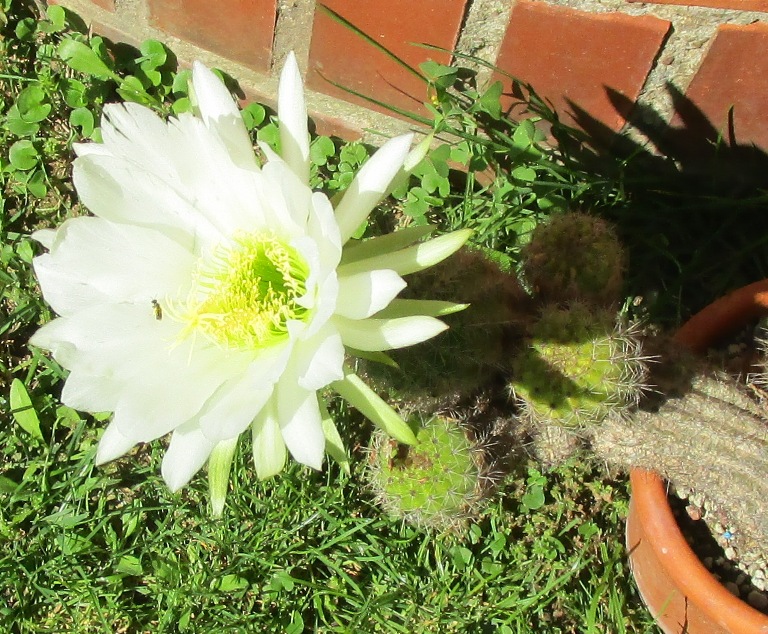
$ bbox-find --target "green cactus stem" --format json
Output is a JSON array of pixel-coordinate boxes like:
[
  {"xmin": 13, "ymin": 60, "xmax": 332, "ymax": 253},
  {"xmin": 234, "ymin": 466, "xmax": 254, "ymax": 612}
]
[
  {"xmin": 510, "ymin": 303, "xmax": 649, "ymax": 429},
  {"xmin": 365, "ymin": 413, "xmax": 489, "ymax": 531},
  {"xmin": 591, "ymin": 372, "xmax": 768, "ymax": 569},
  {"xmin": 522, "ymin": 212, "xmax": 625, "ymax": 307}
]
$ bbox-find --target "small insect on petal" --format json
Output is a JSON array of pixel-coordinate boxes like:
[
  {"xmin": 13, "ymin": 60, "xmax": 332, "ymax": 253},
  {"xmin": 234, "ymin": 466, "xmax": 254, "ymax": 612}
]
[{"xmin": 152, "ymin": 299, "xmax": 163, "ymax": 321}]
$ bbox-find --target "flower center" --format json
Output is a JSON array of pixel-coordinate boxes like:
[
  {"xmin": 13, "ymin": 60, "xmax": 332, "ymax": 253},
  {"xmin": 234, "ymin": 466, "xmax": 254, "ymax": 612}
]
[{"xmin": 177, "ymin": 233, "xmax": 310, "ymax": 350}]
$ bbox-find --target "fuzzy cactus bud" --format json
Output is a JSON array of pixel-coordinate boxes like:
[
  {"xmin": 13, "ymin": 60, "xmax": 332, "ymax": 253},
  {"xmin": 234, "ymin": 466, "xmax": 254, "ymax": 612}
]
[
  {"xmin": 522, "ymin": 212, "xmax": 625, "ymax": 307},
  {"xmin": 361, "ymin": 246, "xmax": 535, "ymax": 412}
]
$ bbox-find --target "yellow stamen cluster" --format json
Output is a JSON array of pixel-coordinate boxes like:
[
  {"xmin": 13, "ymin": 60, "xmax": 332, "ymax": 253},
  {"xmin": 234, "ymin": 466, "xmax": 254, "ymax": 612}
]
[{"xmin": 176, "ymin": 232, "xmax": 310, "ymax": 350}]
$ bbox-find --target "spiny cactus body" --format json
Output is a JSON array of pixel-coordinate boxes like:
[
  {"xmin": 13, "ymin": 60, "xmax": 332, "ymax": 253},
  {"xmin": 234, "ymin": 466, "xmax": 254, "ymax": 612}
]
[
  {"xmin": 592, "ymin": 371, "xmax": 768, "ymax": 570},
  {"xmin": 511, "ymin": 303, "xmax": 648, "ymax": 429},
  {"xmin": 522, "ymin": 212, "xmax": 625, "ymax": 307},
  {"xmin": 366, "ymin": 414, "xmax": 488, "ymax": 531}
]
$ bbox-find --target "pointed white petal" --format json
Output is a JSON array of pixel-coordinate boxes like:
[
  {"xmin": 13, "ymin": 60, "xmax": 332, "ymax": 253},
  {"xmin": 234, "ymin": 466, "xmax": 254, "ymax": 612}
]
[
  {"xmin": 293, "ymin": 322, "xmax": 345, "ymax": 391},
  {"xmin": 334, "ymin": 314, "xmax": 448, "ymax": 351},
  {"xmin": 95, "ymin": 421, "xmax": 137, "ymax": 465},
  {"xmin": 307, "ymin": 192, "xmax": 342, "ymax": 271},
  {"xmin": 330, "ymin": 371, "xmax": 416, "ymax": 444},
  {"xmin": 260, "ymin": 160, "xmax": 311, "ymax": 232},
  {"xmin": 277, "ymin": 380, "xmax": 324, "ymax": 470},
  {"xmin": 386, "ymin": 132, "xmax": 433, "ymax": 197},
  {"xmin": 337, "ymin": 229, "xmax": 472, "ymax": 277},
  {"xmin": 208, "ymin": 436, "xmax": 239, "ymax": 517},
  {"xmin": 198, "ymin": 384, "xmax": 273, "ymax": 442},
  {"xmin": 61, "ymin": 367, "xmax": 121, "ymax": 412},
  {"xmin": 336, "ymin": 269, "xmax": 406, "ymax": 319},
  {"xmin": 340, "ymin": 224, "xmax": 434, "ymax": 265},
  {"xmin": 73, "ymin": 153, "xmax": 218, "ymax": 247},
  {"xmin": 31, "ymin": 228, "xmax": 56, "ymax": 250},
  {"xmin": 251, "ymin": 400, "xmax": 287, "ymax": 479},
  {"xmin": 161, "ymin": 420, "xmax": 215, "ymax": 492},
  {"xmin": 334, "ymin": 134, "xmax": 414, "ymax": 243},
  {"xmin": 278, "ymin": 51, "xmax": 310, "ymax": 185},
  {"xmin": 191, "ymin": 61, "xmax": 257, "ymax": 170}
]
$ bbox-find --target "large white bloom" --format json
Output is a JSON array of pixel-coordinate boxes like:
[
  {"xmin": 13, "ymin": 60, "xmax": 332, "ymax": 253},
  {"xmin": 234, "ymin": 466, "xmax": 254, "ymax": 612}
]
[{"xmin": 30, "ymin": 53, "xmax": 470, "ymax": 499}]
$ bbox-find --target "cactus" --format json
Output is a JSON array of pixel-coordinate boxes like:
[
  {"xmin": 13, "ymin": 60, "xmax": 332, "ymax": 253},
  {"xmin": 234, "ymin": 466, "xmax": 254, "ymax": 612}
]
[
  {"xmin": 365, "ymin": 413, "xmax": 489, "ymax": 531},
  {"xmin": 591, "ymin": 371, "xmax": 768, "ymax": 571},
  {"xmin": 510, "ymin": 302, "xmax": 649, "ymax": 429},
  {"xmin": 521, "ymin": 212, "xmax": 625, "ymax": 307}
]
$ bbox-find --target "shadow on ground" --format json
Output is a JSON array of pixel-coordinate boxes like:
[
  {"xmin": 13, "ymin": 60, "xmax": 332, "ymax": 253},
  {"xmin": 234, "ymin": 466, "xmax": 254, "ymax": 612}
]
[{"xmin": 544, "ymin": 83, "xmax": 768, "ymax": 325}]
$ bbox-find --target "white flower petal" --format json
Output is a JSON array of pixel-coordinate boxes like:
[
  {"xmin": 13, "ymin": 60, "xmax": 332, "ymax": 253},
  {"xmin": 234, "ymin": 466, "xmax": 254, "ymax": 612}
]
[
  {"xmin": 278, "ymin": 51, "xmax": 310, "ymax": 186},
  {"xmin": 191, "ymin": 61, "xmax": 257, "ymax": 171},
  {"xmin": 196, "ymin": 346, "xmax": 292, "ymax": 442},
  {"xmin": 251, "ymin": 400, "xmax": 287, "ymax": 479},
  {"xmin": 260, "ymin": 160, "xmax": 311, "ymax": 232},
  {"xmin": 31, "ymin": 228, "xmax": 56, "ymax": 249},
  {"xmin": 73, "ymin": 153, "xmax": 218, "ymax": 247},
  {"xmin": 61, "ymin": 367, "xmax": 122, "ymax": 412},
  {"xmin": 334, "ymin": 314, "xmax": 448, "ymax": 351},
  {"xmin": 33, "ymin": 217, "xmax": 196, "ymax": 315},
  {"xmin": 293, "ymin": 322, "xmax": 345, "ymax": 391},
  {"xmin": 307, "ymin": 192, "xmax": 342, "ymax": 271},
  {"xmin": 336, "ymin": 269, "xmax": 406, "ymax": 319},
  {"xmin": 334, "ymin": 134, "xmax": 414, "ymax": 243},
  {"xmin": 277, "ymin": 380, "xmax": 325, "ymax": 470},
  {"xmin": 95, "ymin": 421, "xmax": 137, "ymax": 465},
  {"xmin": 161, "ymin": 420, "xmax": 216, "ymax": 492},
  {"xmin": 33, "ymin": 304, "xmax": 251, "ymax": 443}
]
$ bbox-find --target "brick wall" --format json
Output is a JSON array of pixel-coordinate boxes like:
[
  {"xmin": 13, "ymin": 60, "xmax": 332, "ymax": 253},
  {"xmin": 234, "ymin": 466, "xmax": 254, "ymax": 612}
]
[{"xmin": 49, "ymin": 0, "xmax": 768, "ymax": 152}]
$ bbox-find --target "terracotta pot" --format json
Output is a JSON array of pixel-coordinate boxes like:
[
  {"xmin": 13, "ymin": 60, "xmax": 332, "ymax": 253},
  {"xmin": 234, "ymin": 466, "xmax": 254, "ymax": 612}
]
[{"xmin": 626, "ymin": 279, "xmax": 768, "ymax": 634}]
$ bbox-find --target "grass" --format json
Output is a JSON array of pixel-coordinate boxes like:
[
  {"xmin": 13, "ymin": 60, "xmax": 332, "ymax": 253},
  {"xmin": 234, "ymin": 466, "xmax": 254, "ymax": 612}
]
[{"xmin": 4, "ymin": 1, "xmax": 768, "ymax": 632}]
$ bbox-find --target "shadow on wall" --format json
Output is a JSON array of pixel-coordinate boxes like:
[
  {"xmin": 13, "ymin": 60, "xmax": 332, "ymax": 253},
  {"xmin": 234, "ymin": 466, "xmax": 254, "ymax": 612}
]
[{"xmin": 529, "ymin": 83, "xmax": 768, "ymax": 325}]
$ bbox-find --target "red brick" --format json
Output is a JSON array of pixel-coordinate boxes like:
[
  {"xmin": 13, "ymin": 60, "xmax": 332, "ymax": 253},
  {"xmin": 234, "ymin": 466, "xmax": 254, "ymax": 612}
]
[
  {"xmin": 148, "ymin": 0, "xmax": 277, "ymax": 71},
  {"xmin": 307, "ymin": 0, "xmax": 467, "ymax": 119},
  {"xmin": 48, "ymin": 0, "xmax": 116, "ymax": 11},
  {"xmin": 628, "ymin": 0, "xmax": 768, "ymax": 11},
  {"xmin": 90, "ymin": 0, "xmax": 115, "ymax": 11},
  {"xmin": 673, "ymin": 22, "xmax": 768, "ymax": 152},
  {"xmin": 496, "ymin": 1, "xmax": 670, "ymax": 132}
]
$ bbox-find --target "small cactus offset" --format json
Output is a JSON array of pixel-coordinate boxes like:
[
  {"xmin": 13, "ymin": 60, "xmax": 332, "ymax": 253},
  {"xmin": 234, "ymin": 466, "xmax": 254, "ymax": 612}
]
[
  {"xmin": 510, "ymin": 302, "xmax": 649, "ymax": 429},
  {"xmin": 521, "ymin": 212, "xmax": 625, "ymax": 307},
  {"xmin": 365, "ymin": 413, "xmax": 489, "ymax": 531}
]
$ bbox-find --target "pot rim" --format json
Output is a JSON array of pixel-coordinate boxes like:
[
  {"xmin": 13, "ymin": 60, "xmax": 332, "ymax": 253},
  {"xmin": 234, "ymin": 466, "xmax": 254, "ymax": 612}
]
[{"xmin": 630, "ymin": 278, "xmax": 768, "ymax": 631}]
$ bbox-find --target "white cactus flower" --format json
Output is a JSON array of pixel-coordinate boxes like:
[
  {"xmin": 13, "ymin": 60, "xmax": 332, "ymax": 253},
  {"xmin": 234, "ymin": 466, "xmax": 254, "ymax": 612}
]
[{"xmin": 30, "ymin": 53, "xmax": 470, "ymax": 507}]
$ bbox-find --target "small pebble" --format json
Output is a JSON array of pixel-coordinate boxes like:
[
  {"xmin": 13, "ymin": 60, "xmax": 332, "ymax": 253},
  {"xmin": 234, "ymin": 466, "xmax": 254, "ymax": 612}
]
[
  {"xmin": 735, "ymin": 573, "xmax": 747, "ymax": 586},
  {"xmin": 754, "ymin": 578, "xmax": 767, "ymax": 592},
  {"xmin": 702, "ymin": 557, "xmax": 714, "ymax": 570},
  {"xmin": 748, "ymin": 590, "xmax": 768, "ymax": 610},
  {"xmin": 724, "ymin": 581, "xmax": 741, "ymax": 597},
  {"xmin": 754, "ymin": 569, "xmax": 766, "ymax": 581},
  {"xmin": 724, "ymin": 547, "xmax": 737, "ymax": 560},
  {"xmin": 685, "ymin": 505, "xmax": 701, "ymax": 521}
]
